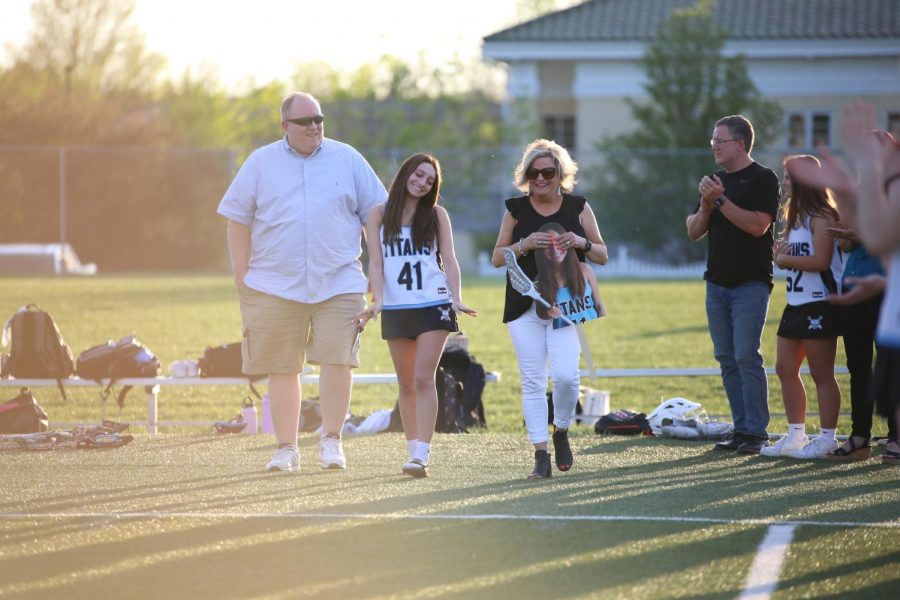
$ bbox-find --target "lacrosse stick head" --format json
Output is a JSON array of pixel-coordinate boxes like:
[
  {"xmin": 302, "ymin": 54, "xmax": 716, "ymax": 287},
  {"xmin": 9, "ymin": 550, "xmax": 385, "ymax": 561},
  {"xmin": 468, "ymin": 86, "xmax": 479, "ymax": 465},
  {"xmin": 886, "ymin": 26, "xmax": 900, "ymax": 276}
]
[{"xmin": 502, "ymin": 248, "xmax": 538, "ymax": 298}]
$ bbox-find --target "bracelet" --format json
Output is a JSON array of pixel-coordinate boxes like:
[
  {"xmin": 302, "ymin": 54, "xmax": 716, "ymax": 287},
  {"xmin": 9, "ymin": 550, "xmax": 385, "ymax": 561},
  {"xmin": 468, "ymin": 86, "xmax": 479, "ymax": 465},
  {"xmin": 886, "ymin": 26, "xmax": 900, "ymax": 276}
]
[
  {"xmin": 713, "ymin": 196, "xmax": 725, "ymax": 209},
  {"xmin": 517, "ymin": 238, "xmax": 527, "ymax": 256},
  {"xmin": 583, "ymin": 239, "xmax": 592, "ymax": 253}
]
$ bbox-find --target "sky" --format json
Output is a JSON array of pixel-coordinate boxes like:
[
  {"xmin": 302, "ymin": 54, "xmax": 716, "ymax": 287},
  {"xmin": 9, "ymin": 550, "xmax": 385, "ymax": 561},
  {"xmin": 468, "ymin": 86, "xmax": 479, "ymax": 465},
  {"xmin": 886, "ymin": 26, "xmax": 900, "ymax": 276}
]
[{"xmin": 0, "ymin": 0, "xmax": 539, "ymax": 90}]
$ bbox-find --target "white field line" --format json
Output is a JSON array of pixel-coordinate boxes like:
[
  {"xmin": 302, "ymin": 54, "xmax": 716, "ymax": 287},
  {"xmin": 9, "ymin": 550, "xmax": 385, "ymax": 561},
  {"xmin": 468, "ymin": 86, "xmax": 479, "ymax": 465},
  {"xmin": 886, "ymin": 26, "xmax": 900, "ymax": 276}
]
[
  {"xmin": 0, "ymin": 511, "xmax": 897, "ymax": 528},
  {"xmin": 739, "ymin": 524, "xmax": 798, "ymax": 600}
]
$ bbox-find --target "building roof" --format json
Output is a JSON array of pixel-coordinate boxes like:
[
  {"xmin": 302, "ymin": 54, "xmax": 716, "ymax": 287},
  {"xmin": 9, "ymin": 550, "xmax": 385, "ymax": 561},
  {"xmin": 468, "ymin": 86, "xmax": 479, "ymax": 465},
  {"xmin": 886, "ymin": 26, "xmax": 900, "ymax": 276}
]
[{"xmin": 484, "ymin": 0, "xmax": 900, "ymax": 43}]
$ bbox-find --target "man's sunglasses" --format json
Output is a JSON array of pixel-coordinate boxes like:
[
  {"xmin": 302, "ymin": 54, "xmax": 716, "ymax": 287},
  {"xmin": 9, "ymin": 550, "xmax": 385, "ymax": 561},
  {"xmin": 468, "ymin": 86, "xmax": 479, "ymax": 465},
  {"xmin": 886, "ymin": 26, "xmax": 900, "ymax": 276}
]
[
  {"xmin": 525, "ymin": 167, "xmax": 558, "ymax": 180},
  {"xmin": 285, "ymin": 115, "xmax": 325, "ymax": 127}
]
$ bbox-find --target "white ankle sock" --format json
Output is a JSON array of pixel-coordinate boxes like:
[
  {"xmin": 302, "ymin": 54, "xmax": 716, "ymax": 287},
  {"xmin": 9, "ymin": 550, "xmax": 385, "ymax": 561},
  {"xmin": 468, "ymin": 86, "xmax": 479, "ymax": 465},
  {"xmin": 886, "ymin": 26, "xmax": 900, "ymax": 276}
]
[
  {"xmin": 407, "ymin": 439, "xmax": 418, "ymax": 460},
  {"xmin": 819, "ymin": 428, "xmax": 836, "ymax": 440},
  {"xmin": 787, "ymin": 423, "xmax": 805, "ymax": 438},
  {"xmin": 414, "ymin": 441, "xmax": 431, "ymax": 464}
]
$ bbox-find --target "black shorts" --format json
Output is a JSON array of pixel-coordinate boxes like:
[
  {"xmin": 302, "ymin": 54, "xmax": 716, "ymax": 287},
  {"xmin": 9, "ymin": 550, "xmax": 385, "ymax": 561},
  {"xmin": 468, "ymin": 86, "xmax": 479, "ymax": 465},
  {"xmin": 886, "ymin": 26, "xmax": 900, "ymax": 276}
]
[
  {"xmin": 777, "ymin": 301, "xmax": 840, "ymax": 339},
  {"xmin": 872, "ymin": 347, "xmax": 900, "ymax": 421},
  {"xmin": 381, "ymin": 304, "xmax": 458, "ymax": 340}
]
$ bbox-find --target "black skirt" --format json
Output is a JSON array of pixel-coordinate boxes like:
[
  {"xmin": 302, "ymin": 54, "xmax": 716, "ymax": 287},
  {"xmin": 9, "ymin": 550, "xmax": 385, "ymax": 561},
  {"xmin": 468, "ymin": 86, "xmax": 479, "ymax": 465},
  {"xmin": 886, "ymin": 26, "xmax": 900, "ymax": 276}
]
[
  {"xmin": 381, "ymin": 304, "xmax": 458, "ymax": 340},
  {"xmin": 777, "ymin": 301, "xmax": 840, "ymax": 339}
]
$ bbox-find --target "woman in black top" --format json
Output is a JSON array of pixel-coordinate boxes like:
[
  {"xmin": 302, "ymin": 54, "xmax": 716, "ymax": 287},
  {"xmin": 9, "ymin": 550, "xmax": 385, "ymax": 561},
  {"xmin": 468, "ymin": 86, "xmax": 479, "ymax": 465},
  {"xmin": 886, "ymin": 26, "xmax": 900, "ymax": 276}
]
[{"xmin": 491, "ymin": 139, "xmax": 608, "ymax": 479}]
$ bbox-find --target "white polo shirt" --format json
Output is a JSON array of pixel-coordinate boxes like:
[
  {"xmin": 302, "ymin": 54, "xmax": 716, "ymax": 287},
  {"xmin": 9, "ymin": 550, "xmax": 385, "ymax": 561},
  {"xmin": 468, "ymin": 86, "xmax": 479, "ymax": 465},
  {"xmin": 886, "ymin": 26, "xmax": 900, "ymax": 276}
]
[{"xmin": 218, "ymin": 137, "xmax": 388, "ymax": 303}]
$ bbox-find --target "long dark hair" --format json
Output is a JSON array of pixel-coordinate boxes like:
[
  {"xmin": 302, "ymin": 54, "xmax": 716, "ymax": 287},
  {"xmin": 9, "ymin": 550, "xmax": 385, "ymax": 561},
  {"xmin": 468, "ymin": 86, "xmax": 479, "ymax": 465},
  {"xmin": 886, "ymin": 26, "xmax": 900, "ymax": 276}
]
[
  {"xmin": 534, "ymin": 222, "xmax": 585, "ymax": 319},
  {"xmin": 781, "ymin": 154, "xmax": 839, "ymax": 234},
  {"xmin": 382, "ymin": 153, "xmax": 441, "ymax": 251}
]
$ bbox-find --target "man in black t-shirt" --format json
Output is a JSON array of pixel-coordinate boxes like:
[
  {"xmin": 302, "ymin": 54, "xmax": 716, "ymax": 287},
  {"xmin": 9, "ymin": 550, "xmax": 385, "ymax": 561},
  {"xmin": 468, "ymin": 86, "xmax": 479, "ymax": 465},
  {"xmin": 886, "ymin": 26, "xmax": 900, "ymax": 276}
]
[{"xmin": 686, "ymin": 114, "xmax": 780, "ymax": 454}]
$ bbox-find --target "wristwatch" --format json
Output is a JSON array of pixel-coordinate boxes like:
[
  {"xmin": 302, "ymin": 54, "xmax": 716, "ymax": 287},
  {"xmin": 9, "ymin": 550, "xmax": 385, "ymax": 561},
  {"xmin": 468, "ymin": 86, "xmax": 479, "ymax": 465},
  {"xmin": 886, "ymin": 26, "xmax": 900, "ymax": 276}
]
[
  {"xmin": 583, "ymin": 239, "xmax": 592, "ymax": 253},
  {"xmin": 713, "ymin": 196, "xmax": 726, "ymax": 209}
]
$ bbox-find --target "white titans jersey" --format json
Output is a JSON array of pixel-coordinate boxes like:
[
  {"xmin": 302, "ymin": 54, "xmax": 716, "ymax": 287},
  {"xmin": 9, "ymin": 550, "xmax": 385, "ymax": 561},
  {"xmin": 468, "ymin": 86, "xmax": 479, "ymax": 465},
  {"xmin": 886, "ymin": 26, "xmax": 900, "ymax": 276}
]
[
  {"xmin": 784, "ymin": 214, "xmax": 844, "ymax": 306},
  {"xmin": 381, "ymin": 226, "xmax": 451, "ymax": 309}
]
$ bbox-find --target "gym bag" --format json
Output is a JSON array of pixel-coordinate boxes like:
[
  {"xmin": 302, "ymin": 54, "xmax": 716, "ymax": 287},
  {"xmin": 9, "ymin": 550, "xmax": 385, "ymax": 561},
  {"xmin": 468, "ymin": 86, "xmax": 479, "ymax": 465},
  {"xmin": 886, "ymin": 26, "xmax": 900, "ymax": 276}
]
[
  {"xmin": 388, "ymin": 366, "xmax": 481, "ymax": 434},
  {"xmin": 0, "ymin": 388, "xmax": 49, "ymax": 434},
  {"xmin": 198, "ymin": 341, "xmax": 264, "ymax": 398},
  {"xmin": 2, "ymin": 305, "xmax": 75, "ymax": 399},
  {"xmin": 76, "ymin": 333, "xmax": 161, "ymax": 408},
  {"xmin": 594, "ymin": 409, "xmax": 652, "ymax": 436},
  {"xmin": 438, "ymin": 346, "xmax": 487, "ymax": 428}
]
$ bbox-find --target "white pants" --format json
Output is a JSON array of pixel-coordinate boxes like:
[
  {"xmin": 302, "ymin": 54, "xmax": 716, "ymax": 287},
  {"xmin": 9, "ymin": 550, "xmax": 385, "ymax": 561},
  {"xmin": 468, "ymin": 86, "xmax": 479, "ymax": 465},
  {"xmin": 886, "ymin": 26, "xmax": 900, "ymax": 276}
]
[{"xmin": 507, "ymin": 304, "xmax": 581, "ymax": 444}]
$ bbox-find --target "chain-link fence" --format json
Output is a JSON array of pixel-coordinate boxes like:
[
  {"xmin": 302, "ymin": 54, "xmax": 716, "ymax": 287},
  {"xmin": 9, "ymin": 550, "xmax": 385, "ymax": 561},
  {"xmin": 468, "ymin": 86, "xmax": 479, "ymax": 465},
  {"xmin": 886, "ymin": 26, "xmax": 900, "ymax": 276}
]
[{"xmin": 0, "ymin": 144, "xmax": 792, "ymax": 271}]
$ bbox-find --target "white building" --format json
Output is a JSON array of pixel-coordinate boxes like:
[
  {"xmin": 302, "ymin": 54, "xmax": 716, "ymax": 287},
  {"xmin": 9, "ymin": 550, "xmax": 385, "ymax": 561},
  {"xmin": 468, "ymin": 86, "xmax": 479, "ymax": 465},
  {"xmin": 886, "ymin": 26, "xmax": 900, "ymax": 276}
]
[{"xmin": 483, "ymin": 0, "xmax": 900, "ymax": 152}]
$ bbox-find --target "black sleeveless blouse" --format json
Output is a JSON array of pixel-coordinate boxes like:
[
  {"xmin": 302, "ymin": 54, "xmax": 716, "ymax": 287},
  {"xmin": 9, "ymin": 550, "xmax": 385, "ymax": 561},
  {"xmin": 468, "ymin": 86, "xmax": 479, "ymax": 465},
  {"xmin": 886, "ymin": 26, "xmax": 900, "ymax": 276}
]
[{"xmin": 502, "ymin": 194, "xmax": 588, "ymax": 323}]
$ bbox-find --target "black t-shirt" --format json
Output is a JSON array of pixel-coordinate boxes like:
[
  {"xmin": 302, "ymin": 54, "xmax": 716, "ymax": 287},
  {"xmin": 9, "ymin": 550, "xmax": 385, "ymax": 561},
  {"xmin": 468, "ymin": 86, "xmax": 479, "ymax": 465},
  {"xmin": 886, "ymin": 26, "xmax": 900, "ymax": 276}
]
[
  {"xmin": 502, "ymin": 194, "xmax": 587, "ymax": 323},
  {"xmin": 696, "ymin": 161, "xmax": 780, "ymax": 289}
]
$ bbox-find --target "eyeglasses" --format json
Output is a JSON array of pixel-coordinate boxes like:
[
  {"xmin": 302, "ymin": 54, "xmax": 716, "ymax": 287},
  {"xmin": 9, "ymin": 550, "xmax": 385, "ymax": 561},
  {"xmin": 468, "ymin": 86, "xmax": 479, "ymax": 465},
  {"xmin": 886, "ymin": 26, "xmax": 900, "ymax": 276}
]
[
  {"xmin": 709, "ymin": 137, "xmax": 740, "ymax": 147},
  {"xmin": 525, "ymin": 167, "xmax": 558, "ymax": 180},
  {"xmin": 286, "ymin": 115, "xmax": 325, "ymax": 127}
]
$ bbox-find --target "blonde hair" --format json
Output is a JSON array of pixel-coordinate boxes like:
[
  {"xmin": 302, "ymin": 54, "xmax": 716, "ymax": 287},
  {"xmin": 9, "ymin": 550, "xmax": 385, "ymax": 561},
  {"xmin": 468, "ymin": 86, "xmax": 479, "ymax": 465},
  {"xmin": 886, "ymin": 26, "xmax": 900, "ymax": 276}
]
[{"xmin": 513, "ymin": 139, "xmax": 578, "ymax": 193}]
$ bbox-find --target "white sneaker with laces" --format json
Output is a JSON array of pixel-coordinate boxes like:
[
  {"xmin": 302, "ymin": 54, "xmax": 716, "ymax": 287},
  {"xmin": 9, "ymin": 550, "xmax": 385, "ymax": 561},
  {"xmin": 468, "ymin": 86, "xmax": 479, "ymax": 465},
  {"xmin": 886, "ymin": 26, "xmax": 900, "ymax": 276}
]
[
  {"xmin": 785, "ymin": 436, "xmax": 839, "ymax": 459},
  {"xmin": 319, "ymin": 435, "xmax": 346, "ymax": 470},
  {"xmin": 760, "ymin": 434, "xmax": 807, "ymax": 457},
  {"xmin": 266, "ymin": 446, "xmax": 300, "ymax": 472}
]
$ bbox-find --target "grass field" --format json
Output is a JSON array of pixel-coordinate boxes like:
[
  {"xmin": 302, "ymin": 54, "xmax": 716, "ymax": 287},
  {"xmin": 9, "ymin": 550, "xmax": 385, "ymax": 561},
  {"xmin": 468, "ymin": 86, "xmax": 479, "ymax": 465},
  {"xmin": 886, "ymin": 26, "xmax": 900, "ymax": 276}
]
[
  {"xmin": 1, "ymin": 275, "xmax": 898, "ymax": 599},
  {"xmin": 0, "ymin": 274, "xmax": 881, "ymax": 437}
]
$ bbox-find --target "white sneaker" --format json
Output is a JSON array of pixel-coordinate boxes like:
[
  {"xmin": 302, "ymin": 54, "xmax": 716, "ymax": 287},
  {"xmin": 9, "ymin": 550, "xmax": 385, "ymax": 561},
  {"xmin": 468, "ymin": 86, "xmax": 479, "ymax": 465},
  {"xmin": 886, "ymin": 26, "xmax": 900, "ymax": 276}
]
[
  {"xmin": 319, "ymin": 436, "xmax": 346, "ymax": 470},
  {"xmin": 785, "ymin": 436, "xmax": 839, "ymax": 459},
  {"xmin": 266, "ymin": 446, "xmax": 299, "ymax": 472},
  {"xmin": 402, "ymin": 458, "xmax": 428, "ymax": 478},
  {"xmin": 760, "ymin": 434, "xmax": 807, "ymax": 457}
]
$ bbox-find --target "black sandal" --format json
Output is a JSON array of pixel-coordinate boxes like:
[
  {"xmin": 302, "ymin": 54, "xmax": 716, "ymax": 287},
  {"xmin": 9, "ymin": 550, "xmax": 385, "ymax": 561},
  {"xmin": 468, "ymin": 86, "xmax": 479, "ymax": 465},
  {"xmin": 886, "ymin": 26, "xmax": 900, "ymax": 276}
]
[
  {"xmin": 882, "ymin": 447, "xmax": 900, "ymax": 464},
  {"xmin": 826, "ymin": 436, "xmax": 871, "ymax": 461},
  {"xmin": 528, "ymin": 449, "xmax": 552, "ymax": 480},
  {"xmin": 552, "ymin": 427, "xmax": 573, "ymax": 471}
]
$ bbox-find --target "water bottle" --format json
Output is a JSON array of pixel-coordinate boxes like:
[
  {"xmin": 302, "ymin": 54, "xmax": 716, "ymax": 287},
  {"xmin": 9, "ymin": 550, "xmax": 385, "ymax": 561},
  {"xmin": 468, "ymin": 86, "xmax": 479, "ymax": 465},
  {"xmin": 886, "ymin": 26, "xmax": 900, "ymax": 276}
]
[
  {"xmin": 260, "ymin": 393, "xmax": 274, "ymax": 434},
  {"xmin": 241, "ymin": 397, "xmax": 258, "ymax": 434}
]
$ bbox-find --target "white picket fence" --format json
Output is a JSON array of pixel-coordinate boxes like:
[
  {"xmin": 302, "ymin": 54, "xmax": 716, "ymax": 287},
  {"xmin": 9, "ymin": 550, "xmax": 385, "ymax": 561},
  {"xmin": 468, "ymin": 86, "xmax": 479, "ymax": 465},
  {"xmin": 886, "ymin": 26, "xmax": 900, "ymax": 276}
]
[
  {"xmin": 478, "ymin": 247, "xmax": 791, "ymax": 280},
  {"xmin": 478, "ymin": 247, "xmax": 705, "ymax": 279}
]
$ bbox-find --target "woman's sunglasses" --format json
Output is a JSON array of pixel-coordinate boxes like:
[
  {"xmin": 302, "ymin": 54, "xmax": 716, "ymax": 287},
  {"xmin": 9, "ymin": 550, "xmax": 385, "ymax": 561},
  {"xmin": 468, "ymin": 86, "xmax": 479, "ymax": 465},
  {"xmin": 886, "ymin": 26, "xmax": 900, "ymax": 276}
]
[{"xmin": 525, "ymin": 167, "xmax": 558, "ymax": 181}]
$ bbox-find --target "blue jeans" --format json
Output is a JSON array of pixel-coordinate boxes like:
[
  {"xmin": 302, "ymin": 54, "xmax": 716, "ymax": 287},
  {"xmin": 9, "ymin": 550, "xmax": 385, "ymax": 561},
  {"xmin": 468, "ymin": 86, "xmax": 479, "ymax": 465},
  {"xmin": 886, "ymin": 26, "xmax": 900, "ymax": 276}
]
[{"xmin": 706, "ymin": 281, "xmax": 771, "ymax": 439}]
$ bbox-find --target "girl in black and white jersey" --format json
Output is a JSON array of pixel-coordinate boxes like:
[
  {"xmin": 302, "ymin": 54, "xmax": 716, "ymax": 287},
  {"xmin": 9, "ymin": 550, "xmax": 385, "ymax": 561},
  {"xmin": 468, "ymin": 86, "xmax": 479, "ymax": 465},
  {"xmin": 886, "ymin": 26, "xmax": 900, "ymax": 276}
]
[
  {"xmin": 354, "ymin": 154, "xmax": 477, "ymax": 478},
  {"xmin": 764, "ymin": 154, "xmax": 844, "ymax": 460}
]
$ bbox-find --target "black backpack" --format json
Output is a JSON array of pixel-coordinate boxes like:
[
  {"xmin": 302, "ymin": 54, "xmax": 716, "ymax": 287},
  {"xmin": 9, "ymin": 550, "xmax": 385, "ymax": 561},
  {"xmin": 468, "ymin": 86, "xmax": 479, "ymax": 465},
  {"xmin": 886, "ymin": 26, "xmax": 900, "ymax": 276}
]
[
  {"xmin": 3, "ymin": 305, "xmax": 75, "ymax": 399},
  {"xmin": 388, "ymin": 366, "xmax": 484, "ymax": 434},
  {"xmin": 198, "ymin": 341, "xmax": 264, "ymax": 398},
  {"xmin": 0, "ymin": 387, "xmax": 49, "ymax": 434},
  {"xmin": 75, "ymin": 333, "xmax": 161, "ymax": 408},
  {"xmin": 438, "ymin": 346, "xmax": 487, "ymax": 428}
]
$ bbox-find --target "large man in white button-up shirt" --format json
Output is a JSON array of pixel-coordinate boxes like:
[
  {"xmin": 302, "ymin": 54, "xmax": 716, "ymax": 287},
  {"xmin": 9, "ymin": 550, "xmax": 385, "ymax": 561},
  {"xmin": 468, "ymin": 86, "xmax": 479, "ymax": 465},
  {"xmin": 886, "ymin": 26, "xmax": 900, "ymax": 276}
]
[{"xmin": 218, "ymin": 92, "xmax": 388, "ymax": 472}]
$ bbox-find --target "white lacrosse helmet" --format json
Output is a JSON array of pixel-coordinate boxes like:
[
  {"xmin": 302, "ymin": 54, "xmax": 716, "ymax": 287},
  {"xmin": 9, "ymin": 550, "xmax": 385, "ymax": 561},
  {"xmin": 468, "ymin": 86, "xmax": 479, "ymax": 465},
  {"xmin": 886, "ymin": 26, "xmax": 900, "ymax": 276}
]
[{"xmin": 647, "ymin": 398, "xmax": 707, "ymax": 436}]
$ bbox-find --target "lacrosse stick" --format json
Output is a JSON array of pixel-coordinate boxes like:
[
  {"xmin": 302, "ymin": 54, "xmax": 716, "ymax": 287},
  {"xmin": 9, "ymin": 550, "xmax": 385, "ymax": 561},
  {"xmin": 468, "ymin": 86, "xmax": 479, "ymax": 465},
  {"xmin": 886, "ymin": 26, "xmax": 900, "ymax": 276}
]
[{"xmin": 503, "ymin": 248, "xmax": 597, "ymax": 382}]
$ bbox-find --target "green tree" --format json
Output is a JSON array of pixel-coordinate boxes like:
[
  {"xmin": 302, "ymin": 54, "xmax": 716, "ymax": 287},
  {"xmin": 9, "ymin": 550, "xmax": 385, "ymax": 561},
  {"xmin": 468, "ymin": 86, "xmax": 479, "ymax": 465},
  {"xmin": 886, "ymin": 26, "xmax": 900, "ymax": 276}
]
[
  {"xmin": 589, "ymin": 0, "xmax": 781, "ymax": 262},
  {"xmin": 14, "ymin": 0, "xmax": 165, "ymax": 95}
]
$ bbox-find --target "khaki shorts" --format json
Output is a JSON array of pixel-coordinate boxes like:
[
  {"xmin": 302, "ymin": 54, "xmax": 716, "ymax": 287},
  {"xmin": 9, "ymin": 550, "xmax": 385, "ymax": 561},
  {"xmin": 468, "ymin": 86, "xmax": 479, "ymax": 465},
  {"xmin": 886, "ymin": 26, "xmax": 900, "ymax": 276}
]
[{"xmin": 238, "ymin": 284, "xmax": 364, "ymax": 375}]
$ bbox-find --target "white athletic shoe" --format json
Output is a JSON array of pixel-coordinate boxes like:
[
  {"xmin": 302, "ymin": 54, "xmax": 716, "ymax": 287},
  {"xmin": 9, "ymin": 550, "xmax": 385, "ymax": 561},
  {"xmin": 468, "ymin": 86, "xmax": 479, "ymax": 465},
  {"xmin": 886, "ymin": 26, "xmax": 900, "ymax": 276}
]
[
  {"xmin": 319, "ymin": 436, "xmax": 346, "ymax": 470},
  {"xmin": 402, "ymin": 458, "xmax": 428, "ymax": 478},
  {"xmin": 760, "ymin": 434, "xmax": 807, "ymax": 457},
  {"xmin": 785, "ymin": 436, "xmax": 839, "ymax": 459},
  {"xmin": 266, "ymin": 446, "xmax": 300, "ymax": 472}
]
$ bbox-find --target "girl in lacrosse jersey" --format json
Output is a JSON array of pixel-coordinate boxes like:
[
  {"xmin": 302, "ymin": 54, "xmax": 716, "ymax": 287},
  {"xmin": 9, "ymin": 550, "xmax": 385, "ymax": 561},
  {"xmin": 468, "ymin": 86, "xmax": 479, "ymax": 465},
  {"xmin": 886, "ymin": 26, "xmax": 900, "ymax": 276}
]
[
  {"xmin": 535, "ymin": 221, "xmax": 606, "ymax": 330},
  {"xmin": 490, "ymin": 139, "xmax": 608, "ymax": 480},
  {"xmin": 355, "ymin": 153, "xmax": 476, "ymax": 478},
  {"xmin": 764, "ymin": 154, "xmax": 844, "ymax": 460}
]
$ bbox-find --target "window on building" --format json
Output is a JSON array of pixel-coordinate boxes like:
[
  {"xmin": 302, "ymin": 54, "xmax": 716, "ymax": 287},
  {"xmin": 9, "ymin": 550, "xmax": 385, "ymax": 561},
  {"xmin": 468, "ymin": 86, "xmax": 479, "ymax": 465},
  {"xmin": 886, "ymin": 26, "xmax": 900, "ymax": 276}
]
[
  {"xmin": 812, "ymin": 114, "xmax": 830, "ymax": 146},
  {"xmin": 542, "ymin": 115, "xmax": 576, "ymax": 151},
  {"xmin": 887, "ymin": 112, "xmax": 900, "ymax": 140},
  {"xmin": 786, "ymin": 111, "xmax": 831, "ymax": 149},
  {"xmin": 787, "ymin": 114, "xmax": 806, "ymax": 148}
]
